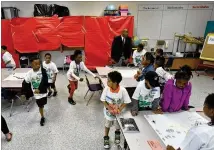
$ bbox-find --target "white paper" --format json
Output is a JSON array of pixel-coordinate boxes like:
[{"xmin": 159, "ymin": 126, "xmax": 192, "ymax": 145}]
[
  {"xmin": 144, "ymin": 112, "xmax": 208, "ymax": 149},
  {"xmin": 117, "ymin": 69, "xmax": 138, "ymax": 78},
  {"xmin": 4, "ymin": 73, "xmax": 26, "ymax": 81},
  {"xmin": 207, "ymin": 36, "xmax": 214, "ymax": 44}
]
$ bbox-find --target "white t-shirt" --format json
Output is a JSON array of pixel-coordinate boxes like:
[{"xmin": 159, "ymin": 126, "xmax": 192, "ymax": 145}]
[
  {"xmin": 24, "ymin": 68, "xmax": 47, "ymax": 99},
  {"xmin": 67, "ymin": 61, "xmax": 96, "ymax": 81},
  {"xmin": 132, "ymin": 49, "xmax": 147, "ymax": 66},
  {"xmin": 43, "ymin": 61, "xmax": 59, "ymax": 83},
  {"xmin": 180, "ymin": 124, "xmax": 214, "ymax": 150},
  {"xmin": 132, "ymin": 80, "xmax": 160, "ymax": 108},
  {"xmin": 100, "ymin": 86, "xmax": 131, "ymax": 121},
  {"xmin": 155, "ymin": 67, "xmax": 173, "ymax": 84},
  {"xmin": 2, "ymin": 51, "xmax": 16, "ymax": 68}
]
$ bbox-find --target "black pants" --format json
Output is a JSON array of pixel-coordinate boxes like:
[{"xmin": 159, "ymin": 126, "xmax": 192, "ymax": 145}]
[{"xmin": 1, "ymin": 116, "xmax": 9, "ymax": 134}]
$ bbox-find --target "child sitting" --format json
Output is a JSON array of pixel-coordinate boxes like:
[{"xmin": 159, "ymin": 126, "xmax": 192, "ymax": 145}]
[
  {"xmin": 22, "ymin": 57, "xmax": 49, "ymax": 126},
  {"xmin": 131, "ymin": 71, "xmax": 161, "ymax": 116},
  {"xmin": 101, "ymin": 71, "xmax": 131, "ymax": 149},
  {"xmin": 154, "ymin": 56, "xmax": 173, "ymax": 86},
  {"xmin": 132, "ymin": 43, "xmax": 147, "ymax": 67},
  {"xmin": 167, "ymin": 93, "xmax": 214, "ymax": 150},
  {"xmin": 160, "ymin": 65, "xmax": 192, "ymax": 112},
  {"xmin": 155, "ymin": 48, "xmax": 164, "ymax": 57},
  {"xmin": 67, "ymin": 50, "xmax": 98, "ymax": 105},
  {"xmin": 134, "ymin": 52, "xmax": 155, "ymax": 81},
  {"xmin": 43, "ymin": 53, "xmax": 59, "ymax": 97},
  {"xmin": 1, "ymin": 45, "xmax": 16, "ymax": 69}
]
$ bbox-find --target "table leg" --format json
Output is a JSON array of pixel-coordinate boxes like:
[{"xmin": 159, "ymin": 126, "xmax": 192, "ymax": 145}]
[{"xmin": 10, "ymin": 99, "xmax": 14, "ymax": 117}]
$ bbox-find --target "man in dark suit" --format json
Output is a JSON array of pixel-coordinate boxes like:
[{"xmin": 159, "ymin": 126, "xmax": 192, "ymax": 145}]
[{"xmin": 111, "ymin": 29, "xmax": 132, "ymax": 66}]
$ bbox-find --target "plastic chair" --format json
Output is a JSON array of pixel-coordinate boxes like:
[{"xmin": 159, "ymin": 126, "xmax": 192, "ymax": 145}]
[
  {"xmin": 165, "ymin": 57, "xmax": 174, "ymax": 72},
  {"xmin": 84, "ymin": 75, "xmax": 103, "ymax": 106}
]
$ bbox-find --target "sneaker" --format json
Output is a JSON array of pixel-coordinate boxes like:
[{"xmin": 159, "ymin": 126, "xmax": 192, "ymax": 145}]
[
  {"xmin": 68, "ymin": 97, "xmax": 76, "ymax": 105},
  {"xmin": 104, "ymin": 136, "xmax": 110, "ymax": 149},
  {"xmin": 48, "ymin": 91, "xmax": 52, "ymax": 97},
  {"xmin": 53, "ymin": 91, "xmax": 57, "ymax": 97},
  {"xmin": 40, "ymin": 117, "xmax": 45, "ymax": 126},
  {"xmin": 115, "ymin": 131, "xmax": 121, "ymax": 144}
]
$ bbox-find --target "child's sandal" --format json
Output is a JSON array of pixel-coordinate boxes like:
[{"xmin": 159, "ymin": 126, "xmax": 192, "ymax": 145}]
[{"xmin": 6, "ymin": 132, "xmax": 12, "ymax": 142}]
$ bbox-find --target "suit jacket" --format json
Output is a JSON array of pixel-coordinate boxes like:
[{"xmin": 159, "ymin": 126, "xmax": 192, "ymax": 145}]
[{"xmin": 111, "ymin": 35, "xmax": 132, "ymax": 62}]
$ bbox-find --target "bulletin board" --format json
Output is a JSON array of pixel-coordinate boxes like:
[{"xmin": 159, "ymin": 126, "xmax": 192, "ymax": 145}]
[{"xmin": 200, "ymin": 33, "xmax": 214, "ymax": 61}]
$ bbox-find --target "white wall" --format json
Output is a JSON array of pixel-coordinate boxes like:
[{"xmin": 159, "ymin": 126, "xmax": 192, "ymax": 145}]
[{"xmin": 2, "ymin": 1, "xmax": 214, "ymax": 66}]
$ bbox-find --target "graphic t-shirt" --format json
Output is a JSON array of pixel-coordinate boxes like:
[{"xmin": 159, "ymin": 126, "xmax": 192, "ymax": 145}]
[
  {"xmin": 132, "ymin": 80, "xmax": 160, "ymax": 108},
  {"xmin": 100, "ymin": 86, "xmax": 131, "ymax": 121},
  {"xmin": 67, "ymin": 61, "xmax": 96, "ymax": 81},
  {"xmin": 24, "ymin": 68, "xmax": 47, "ymax": 99},
  {"xmin": 2, "ymin": 51, "xmax": 16, "ymax": 68},
  {"xmin": 155, "ymin": 67, "xmax": 173, "ymax": 84},
  {"xmin": 132, "ymin": 49, "xmax": 147, "ymax": 66},
  {"xmin": 43, "ymin": 61, "xmax": 59, "ymax": 83}
]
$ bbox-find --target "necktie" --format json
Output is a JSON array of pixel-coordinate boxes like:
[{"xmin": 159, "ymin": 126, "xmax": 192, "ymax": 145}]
[{"xmin": 122, "ymin": 38, "xmax": 125, "ymax": 46}]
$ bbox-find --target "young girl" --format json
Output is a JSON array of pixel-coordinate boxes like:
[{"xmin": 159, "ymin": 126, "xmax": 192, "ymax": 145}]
[
  {"xmin": 160, "ymin": 65, "xmax": 192, "ymax": 112},
  {"xmin": 43, "ymin": 53, "xmax": 59, "ymax": 97},
  {"xmin": 155, "ymin": 48, "xmax": 163, "ymax": 57},
  {"xmin": 22, "ymin": 57, "xmax": 49, "ymax": 126},
  {"xmin": 154, "ymin": 56, "xmax": 173, "ymax": 86},
  {"xmin": 67, "ymin": 50, "xmax": 98, "ymax": 105},
  {"xmin": 167, "ymin": 93, "xmax": 214, "ymax": 150}
]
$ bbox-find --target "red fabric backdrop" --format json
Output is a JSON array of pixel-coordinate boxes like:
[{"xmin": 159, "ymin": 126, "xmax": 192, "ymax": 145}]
[
  {"xmin": 1, "ymin": 20, "xmax": 19, "ymax": 67},
  {"xmin": 1, "ymin": 16, "xmax": 134, "ymax": 68}
]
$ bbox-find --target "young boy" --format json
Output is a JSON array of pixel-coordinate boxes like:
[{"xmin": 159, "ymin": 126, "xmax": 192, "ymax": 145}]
[
  {"xmin": 1, "ymin": 45, "xmax": 16, "ymax": 69},
  {"xmin": 132, "ymin": 43, "xmax": 147, "ymax": 67},
  {"xmin": 43, "ymin": 53, "xmax": 59, "ymax": 97},
  {"xmin": 67, "ymin": 50, "xmax": 98, "ymax": 105},
  {"xmin": 101, "ymin": 71, "xmax": 131, "ymax": 149},
  {"xmin": 22, "ymin": 57, "xmax": 49, "ymax": 126},
  {"xmin": 131, "ymin": 71, "xmax": 161, "ymax": 116},
  {"xmin": 155, "ymin": 48, "xmax": 164, "ymax": 57},
  {"xmin": 134, "ymin": 52, "xmax": 155, "ymax": 81}
]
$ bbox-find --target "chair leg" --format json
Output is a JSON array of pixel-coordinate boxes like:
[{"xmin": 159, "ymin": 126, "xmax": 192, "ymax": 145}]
[
  {"xmin": 84, "ymin": 89, "xmax": 90, "ymax": 99},
  {"xmin": 10, "ymin": 99, "xmax": 14, "ymax": 117},
  {"xmin": 86, "ymin": 92, "xmax": 95, "ymax": 106}
]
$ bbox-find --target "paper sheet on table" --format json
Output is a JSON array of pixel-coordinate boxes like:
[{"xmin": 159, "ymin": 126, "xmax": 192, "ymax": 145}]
[
  {"xmin": 144, "ymin": 111, "xmax": 208, "ymax": 149},
  {"xmin": 148, "ymin": 140, "xmax": 163, "ymax": 150},
  {"xmin": 117, "ymin": 69, "xmax": 138, "ymax": 78},
  {"xmin": 4, "ymin": 73, "xmax": 26, "ymax": 81}
]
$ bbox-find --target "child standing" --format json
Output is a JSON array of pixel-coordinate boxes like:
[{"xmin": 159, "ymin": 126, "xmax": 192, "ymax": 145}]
[
  {"xmin": 22, "ymin": 57, "xmax": 49, "ymax": 126},
  {"xmin": 101, "ymin": 71, "xmax": 131, "ymax": 149},
  {"xmin": 67, "ymin": 50, "xmax": 97, "ymax": 105},
  {"xmin": 1, "ymin": 45, "xmax": 16, "ymax": 69},
  {"xmin": 131, "ymin": 71, "xmax": 161, "ymax": 116},
  {"xmin": 43, "ymin": 53, "xmax": 59, "ymax": 97},
  {"xmin": 167, "ymin": 93, "xmax": 214, "ymax": 150},
  {"xmin": 132, "ymin": 43, "xmax": 147, "ymax": 67},
  {"xmin": 134, "ymin": 52, "xmax": 155, "ymax": 81},
  {"xmin": 160, "ymin": 65, "xmax": 192, "ymax": 112}
]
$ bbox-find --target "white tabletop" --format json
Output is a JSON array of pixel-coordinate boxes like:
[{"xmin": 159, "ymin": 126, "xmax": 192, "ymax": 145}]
[
  {"xmin": 117, "ymin": 111, "xmax": 165, "ymax": 150},
  {"xmin": 1, "ymin": 68, "xmax": 31, "ymax": 88},
  {"xmin": 96, "ymin": 67, "xmax": 139, "ymax": 88}
]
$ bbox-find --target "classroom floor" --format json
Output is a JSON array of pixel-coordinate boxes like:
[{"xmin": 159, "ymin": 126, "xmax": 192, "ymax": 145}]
[{"xmin": 1, "ymin": 71, "xmax": 214, "ymax": 150}]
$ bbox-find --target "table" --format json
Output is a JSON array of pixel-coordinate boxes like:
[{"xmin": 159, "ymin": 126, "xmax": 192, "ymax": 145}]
[
  {"xmin": 1, "ymin": 68, "xmax": 31, "ymax": 116},
  {"xmin": 96, "ymin": 67, "xmax": 139, "ymax": 88},
  {"xmin": 117, "ymin": 110, "xmax": 205, "ymax": 150},
  {"xmin": 117, "ymin": 111, "xmax": 165, "ymax": 150}
]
